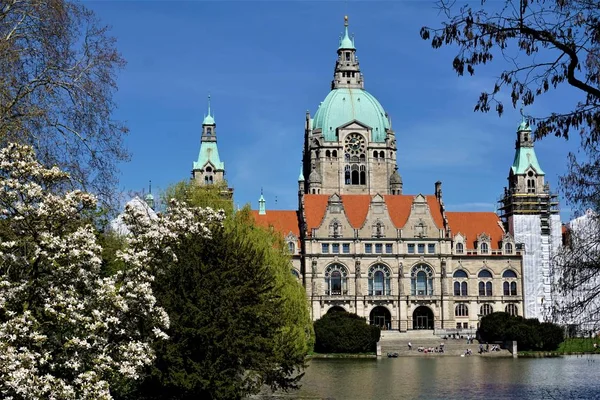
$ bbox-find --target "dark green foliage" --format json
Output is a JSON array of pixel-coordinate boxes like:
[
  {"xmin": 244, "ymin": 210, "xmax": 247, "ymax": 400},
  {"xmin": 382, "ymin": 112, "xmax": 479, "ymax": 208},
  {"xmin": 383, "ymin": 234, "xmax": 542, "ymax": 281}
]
[
  {"xmin": 131, "ymin": 207, "xmax": 311, "ymax": 400},
  {"xmin": 314, "ymin": 311, "xmax": 381, "ymax": 353},
  {"xmin": 478, "ymin": 312, "xmax": 564, "ymax": 351}
]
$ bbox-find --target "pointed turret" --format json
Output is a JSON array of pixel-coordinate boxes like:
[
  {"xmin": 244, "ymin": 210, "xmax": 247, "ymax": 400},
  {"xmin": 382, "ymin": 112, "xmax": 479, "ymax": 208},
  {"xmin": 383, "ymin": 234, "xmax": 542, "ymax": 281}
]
[
  {"xmin": 258, "ymin": 189, "xmax": 266, "ymax": 215},
  {"xmin": 144, "ymin": 180, "xmax": 155, "ymax": 210},
  {"xmin": 193, "ymin": 95, "xmax": 225, "ymax": 186},
  {"xmin": 331, "ymin": 16, "xmax": 363, "ymax": 90}
]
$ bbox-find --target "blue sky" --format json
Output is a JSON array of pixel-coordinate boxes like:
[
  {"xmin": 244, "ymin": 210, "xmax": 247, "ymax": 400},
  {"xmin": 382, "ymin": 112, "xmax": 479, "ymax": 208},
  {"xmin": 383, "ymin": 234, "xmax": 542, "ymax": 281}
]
[{"xmin": 88, "ymin": 1, "xmax": 582, "ymax": 221}]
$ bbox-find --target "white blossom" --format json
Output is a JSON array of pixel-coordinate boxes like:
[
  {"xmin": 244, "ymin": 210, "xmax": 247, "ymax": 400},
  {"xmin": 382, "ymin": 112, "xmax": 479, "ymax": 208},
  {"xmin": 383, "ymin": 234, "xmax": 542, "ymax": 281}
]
[{"xmin": 0, "ymin": 144, "xmax": 222, "ymax": 399}]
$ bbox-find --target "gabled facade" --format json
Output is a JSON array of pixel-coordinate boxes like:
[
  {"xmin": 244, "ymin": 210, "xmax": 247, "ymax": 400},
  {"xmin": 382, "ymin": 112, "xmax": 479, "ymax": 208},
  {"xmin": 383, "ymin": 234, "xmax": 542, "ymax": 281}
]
[{"xmin": 241, "ymin": 16, "xmax": 569, "ymax": 333}]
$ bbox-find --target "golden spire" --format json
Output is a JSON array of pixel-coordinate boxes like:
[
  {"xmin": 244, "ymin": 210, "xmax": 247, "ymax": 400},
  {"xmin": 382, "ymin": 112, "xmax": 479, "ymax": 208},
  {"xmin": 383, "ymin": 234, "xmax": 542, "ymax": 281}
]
[{"xmin": 344, "ymin": 15, "xmax": 349, "ymax": 27}]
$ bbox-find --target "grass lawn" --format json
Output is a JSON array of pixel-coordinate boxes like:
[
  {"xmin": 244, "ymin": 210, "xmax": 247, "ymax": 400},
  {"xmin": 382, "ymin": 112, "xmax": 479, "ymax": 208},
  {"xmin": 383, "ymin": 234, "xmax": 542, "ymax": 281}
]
[{"xmin": 557, "ymin": 338, "xmax": 599, "ymax": 353}]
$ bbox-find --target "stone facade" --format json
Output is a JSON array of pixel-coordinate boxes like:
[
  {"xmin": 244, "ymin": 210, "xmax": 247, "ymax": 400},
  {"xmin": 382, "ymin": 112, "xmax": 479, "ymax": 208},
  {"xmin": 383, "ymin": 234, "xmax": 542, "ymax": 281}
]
[{"xmin": 247, "ymin": 17, "xmax": 563, "ymax": 332}]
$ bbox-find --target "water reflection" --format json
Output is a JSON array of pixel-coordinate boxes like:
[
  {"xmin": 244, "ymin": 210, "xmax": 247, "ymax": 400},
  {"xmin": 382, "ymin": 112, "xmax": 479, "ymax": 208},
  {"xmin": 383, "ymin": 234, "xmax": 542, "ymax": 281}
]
[{"xmin": 279, "ymin": 356, "xmax": 600, "ymax": 400}]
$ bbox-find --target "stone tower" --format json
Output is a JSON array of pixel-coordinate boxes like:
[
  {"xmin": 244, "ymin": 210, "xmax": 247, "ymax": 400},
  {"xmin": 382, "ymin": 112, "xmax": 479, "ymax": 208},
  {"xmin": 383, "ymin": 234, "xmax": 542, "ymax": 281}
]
[
  {"xmin": 498, "ymin": 116, "xmax": 561, "ymax": 321},
  {"xmin": 302, "ymin": 16, "xmax": 400, "ymax": 196},
  {"xmin": 192, "ymin": 95, "xmax": 225, "ymax": 185}
]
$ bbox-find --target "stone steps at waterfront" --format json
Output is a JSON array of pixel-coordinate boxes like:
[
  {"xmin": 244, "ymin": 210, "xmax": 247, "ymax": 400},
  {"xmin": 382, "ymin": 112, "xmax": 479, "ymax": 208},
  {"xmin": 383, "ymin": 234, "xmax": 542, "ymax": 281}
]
[{"xmin": 379, "ymin": 336, "xmax": 511, "ymax": 357}]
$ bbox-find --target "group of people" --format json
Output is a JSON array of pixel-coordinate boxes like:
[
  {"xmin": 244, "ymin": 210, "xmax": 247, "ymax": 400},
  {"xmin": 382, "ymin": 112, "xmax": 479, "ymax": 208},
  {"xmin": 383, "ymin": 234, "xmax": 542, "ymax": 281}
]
[
  {"xmin": 478, "ymin": 343, "xmax": 501, "ymax": 353},
  {"xmin": 408, "ymin": 342, "xmax": 445, "ymax": 354}
]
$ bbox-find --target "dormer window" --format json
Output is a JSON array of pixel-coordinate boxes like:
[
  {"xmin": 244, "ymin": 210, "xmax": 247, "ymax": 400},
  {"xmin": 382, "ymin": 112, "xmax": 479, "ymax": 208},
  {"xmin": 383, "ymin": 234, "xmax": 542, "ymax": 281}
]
[
  {"xmin": 455, "ymin": 242, "xmax": 464, "ymax": 254},
  {"xmin": 480, "ymin": 242, "xmax": 489, "ymax": 254},
  {"xmin": 504, "ymin": 242, "xmax": 513, "ymax": 254}
]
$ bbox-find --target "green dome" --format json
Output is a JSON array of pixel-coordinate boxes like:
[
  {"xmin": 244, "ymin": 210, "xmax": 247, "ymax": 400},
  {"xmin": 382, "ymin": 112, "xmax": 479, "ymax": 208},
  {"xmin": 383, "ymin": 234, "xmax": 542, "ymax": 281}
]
[{"xmin": 313, "ymin": 88, "xmax": 391, "ymax": 142}]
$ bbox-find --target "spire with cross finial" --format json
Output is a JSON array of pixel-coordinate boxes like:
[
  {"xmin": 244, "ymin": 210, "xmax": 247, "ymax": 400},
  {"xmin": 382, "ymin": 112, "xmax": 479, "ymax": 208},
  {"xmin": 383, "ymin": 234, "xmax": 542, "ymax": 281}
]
[
  {"xmin": 259, "ymin": 188, "xmax": 266, "ymax": 215},
  {"xmin": 332, "ymin": 15, "xmax": 363, "ymax": 90}
]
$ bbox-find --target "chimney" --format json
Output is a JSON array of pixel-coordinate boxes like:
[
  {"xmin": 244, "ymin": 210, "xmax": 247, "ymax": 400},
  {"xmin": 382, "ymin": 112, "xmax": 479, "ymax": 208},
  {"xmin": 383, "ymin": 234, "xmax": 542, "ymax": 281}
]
[{"xmin": 435, "ymin": 181, "xmax": 442, "ymax": 201}]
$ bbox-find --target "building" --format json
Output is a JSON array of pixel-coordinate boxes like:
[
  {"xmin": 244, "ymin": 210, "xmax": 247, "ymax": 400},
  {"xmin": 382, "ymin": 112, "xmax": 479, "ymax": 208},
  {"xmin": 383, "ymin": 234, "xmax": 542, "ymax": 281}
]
[{"xmin": 195, "ymin": 17, "xmax": 561, "ymax": 332}]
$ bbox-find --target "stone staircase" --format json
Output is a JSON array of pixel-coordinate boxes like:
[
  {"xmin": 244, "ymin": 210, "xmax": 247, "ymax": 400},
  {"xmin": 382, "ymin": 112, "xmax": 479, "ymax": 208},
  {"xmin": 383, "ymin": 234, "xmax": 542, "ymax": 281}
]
[{"xmin": 379, "ymin": 331, "xmax": 511, "ymax": 357}]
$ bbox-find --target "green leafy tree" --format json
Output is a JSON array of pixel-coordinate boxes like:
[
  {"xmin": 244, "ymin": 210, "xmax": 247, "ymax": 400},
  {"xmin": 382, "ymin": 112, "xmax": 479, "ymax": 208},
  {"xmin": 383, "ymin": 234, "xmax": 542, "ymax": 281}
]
[
  {"xmin": 313, "ymin": 311, "xmax": 381, "ymax": 354},
  {"xmin": 162, "ymin": 180, "xmax": 234, "ymax": 216},
  {"xmin": 132, "ymin": 206, "xmax": 312, "ymax": 400},
  {"xmin": 479, "ymin": 312, "xmax": 563, "ymax": 351}
]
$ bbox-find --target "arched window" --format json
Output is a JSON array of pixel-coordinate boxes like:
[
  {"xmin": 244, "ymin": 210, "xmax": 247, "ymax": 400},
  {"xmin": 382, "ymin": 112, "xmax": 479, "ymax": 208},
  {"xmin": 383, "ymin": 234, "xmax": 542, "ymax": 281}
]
[
  {"xmin": 288, "ymin": 241, "xmax": 295, "ymax": 254},
  {"xmin": 373, "ymin": 150, "xmax": 378, "ymax": 158},
  {"xmin": 345, "ymin": 165, "xmax": 351, "ymax": 184},
  {"xmin": 453, "ymin": 270, "xmax": 468, "ymax": 278},
  {"xmin": 502, "ymin": 270, "xmax": 517, "ymax": 278},
  {"xmin": 527, "ymin": 178, "xmax": 536, "ymax": 193},
  {"xmin": 325, "ymin": 150, "xmax": 331, "ymax": 158},
  {"xmin": 360, "ymin": 165, "xmax": 366, "ymax": 185},
  {"xmin": 503, "ymin": 270, "xmax": 518, "ymax": 296},
  {"xmin": 207, "ymin": 127, "xmax": 212, "ymax": 135},
  {"xmin": 505, "ymin": 304, "xmax": 518, "ymax": 316},
  {"xmin": 455, "ymin": 242, "xmax": 464, "ymax": 254},
  {"xmin": 478, "ymin": 269, "xmax": 493, "ymax": 296},
  {"xmin": 291, "ymin": 269, "xmax": 300, "ymax": 279},
  {"xmin": 455, "ymin": 303, "xmax": 468, "ymax": 317},
  {"xmin": 480, "ymin": 304, "xmax": 493, "ymax": 316},
  {"xmin": 504, "ymin": 242, "xmax": 513, "ymax": 254},
  {"xmin": 480, "ymin": 242, "xmax": 489, "ymax": 254},
  {"xmin": 453, "ymin": 270, "xmax": 468, "ymax": 296},
  {"xmin": 332, "ymin": 150, "xmax": 337, "ymax": 158},
  {"xmin": 379, "ymin": 151, "xmax": 384, "ymax": 159},
  {"xmin": 204, "ymin": 176, "xmax": 209, "ymax": 184},
  {"xmin": 325, "ymin": 264, "xmax": 348, "ymax": 296},
  {"xmin": 368, "ymin": 264, "xmax": 391, "ymax": 296},
  {"xmin": 411, "ymin": 264, "xmax": 434, "ymax": 296}
]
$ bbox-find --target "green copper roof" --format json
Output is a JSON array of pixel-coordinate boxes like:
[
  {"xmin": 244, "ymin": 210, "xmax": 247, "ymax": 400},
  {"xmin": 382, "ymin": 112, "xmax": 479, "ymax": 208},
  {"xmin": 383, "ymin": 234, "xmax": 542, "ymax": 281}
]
[
  {"xmin": 511, "ymin": 147, "xmax": 545, "ymax": 175},
  {"xmin": 203, "ymin": 94, "xmax": 215, "ymax": 125},
  {"xmin": 193, "ymin": 142, "xmax": 224, "ymax": 171},
  {"xmin": 298, "ymin": 167, "xmax": 305, "ymax": 182},
  {"xmin": 339, "ymin": 24, "xmax": 355, "ymax": 49},
  {"xmin": 203, "ymin": 114, "xmax": 215, "ymax": 125},
  {"xmin": 312, "ymin": 88, "xmax": 390, "ymax": 142},
  {"xmin": 518, "ymin": 119, "xmax": 530, "ymax": 131}
]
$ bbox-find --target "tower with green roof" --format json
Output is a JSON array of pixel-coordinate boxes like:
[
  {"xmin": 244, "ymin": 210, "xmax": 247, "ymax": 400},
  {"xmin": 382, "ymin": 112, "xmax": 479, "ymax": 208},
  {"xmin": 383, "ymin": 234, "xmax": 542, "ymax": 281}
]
[
  {"xmin": 192, "ymin": 95, "xmax": 227, "ymax": 188},
  {"xmin": 303, "ymin": 16, "xmax": 400, "ymax": 196},
  {"xmin": 498, "ymin": 116, "xmax": 560, "ymax": 322}
]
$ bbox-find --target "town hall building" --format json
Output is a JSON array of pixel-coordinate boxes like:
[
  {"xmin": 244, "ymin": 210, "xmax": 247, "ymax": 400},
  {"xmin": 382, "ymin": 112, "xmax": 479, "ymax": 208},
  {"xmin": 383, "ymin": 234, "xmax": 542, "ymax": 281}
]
[{"xmin": 192, "ymin": 17, "xmax": 561, "ymax": 333}]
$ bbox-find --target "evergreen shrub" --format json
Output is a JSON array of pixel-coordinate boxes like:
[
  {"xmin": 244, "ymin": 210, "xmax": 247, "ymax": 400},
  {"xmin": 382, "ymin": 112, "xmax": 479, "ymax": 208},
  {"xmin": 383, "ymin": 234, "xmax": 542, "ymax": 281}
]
[
  {"xmin": 313, "ymin": 311, "xmax": 380, "ymax": 353},
  {"xmin": 478, "ymin": 312, "xmax": 564, "ymax": 351}
]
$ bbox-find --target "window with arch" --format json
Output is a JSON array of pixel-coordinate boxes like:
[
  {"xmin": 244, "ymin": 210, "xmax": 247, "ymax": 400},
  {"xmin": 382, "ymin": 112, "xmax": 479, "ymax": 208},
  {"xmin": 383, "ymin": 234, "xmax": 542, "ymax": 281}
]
[
  {"xmin": 411, "ymin": 264, "xmax": 434, "ymax": 296},
  {"xmin": 453, "ymin": 270, "xmax": 468, "ymax": 296},
  {"xmin": 332, "ymin": 150, "xmax": 337, "ymax": 158},
  {"xmin": 291, "ymin": 269, "xmax": 300, "ymax": 279},
  {"xmin": 455, "ymin": 242, "xmax": 464, "ymax": 254},
  {"xmin": 480, "ymin": 304, "xmax": 493, "ymax": 316},
  {"xmin": 325, "ymin": 150, "xmax": 331, "ymax": 158},
  {"xmin": 480, "ymin": 242, "xmax": 489, "ymax": 254},
  {"xmin": 455, "ymin": 303, "xmax": 468, "ymax": 317},
  {"xmin": 504, "ymin": 242, "xmax": 513, "ymax": 254},
  {"xmin": 527, "ymin": 171, "xmax": 536, "ymax": 193},
  {"xmin": 379, "ymin": 151, "xmax": 384, "ymax": 159},
  {"xmin": 503, "ymin": 270, "xmax": 518, "ymax": 296},
  {"xmin": 478, "ymin": 269, "xmax": 493, "ymax": 296},
  {"xmin": 288, "ymin": 241, "xmax": 295, "ymax": 254},
  {"xmin": 344, "ymin": 133, "xmax": 367, "ymax": 186},
  {"xmin": 325, "ymin": 264, "xmax": 348, "ymax": 296},
  {"xmin": 206, "ymin": 127, "xmax": 212, "ymax": 135},
  {"xmin": 505, "ymin": 304, "xmax": 518, "ymax": 316},
  {"xmin": 373, "ymin": 150, "xmax": 378, "ymax": 158},
  {"xmin": 368, "ymin": 264, "xmax": 391, "ymax": 296}
]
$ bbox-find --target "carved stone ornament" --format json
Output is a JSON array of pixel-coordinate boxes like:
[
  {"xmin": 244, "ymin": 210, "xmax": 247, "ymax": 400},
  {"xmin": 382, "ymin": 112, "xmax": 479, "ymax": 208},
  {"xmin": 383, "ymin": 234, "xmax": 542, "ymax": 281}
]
[
  {"xmin": 355, "ymin": 260, "xmax": 362, "ymax": 278},
  {"xmin": 312, "ymin": 259, "xmax": 317, "ymax": 274}
]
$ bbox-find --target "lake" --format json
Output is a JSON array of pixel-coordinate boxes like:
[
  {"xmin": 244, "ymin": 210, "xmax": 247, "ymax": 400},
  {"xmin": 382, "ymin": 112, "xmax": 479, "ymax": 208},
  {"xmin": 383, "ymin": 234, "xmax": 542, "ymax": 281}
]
[{"xmin": 261, "ymin": 355, "xmax": 600, "ymax": 400}]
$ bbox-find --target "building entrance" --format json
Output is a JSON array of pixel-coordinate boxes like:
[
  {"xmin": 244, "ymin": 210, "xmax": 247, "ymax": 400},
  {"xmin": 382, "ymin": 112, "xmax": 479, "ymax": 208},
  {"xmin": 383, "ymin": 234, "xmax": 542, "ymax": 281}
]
[
  {"xmin": 369, "ymin": 306, "xmax": 391, "ymax": 330},
  {"xmin": 413, "ymin": 306, "xmax": 434, "ymax": 330}
]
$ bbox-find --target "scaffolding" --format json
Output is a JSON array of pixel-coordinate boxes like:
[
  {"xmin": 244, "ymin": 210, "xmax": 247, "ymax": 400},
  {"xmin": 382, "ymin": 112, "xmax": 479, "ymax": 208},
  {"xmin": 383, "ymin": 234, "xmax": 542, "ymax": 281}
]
[{"xmin": 497, "ymin": 184, "xmax": 560, "ymax": 321}]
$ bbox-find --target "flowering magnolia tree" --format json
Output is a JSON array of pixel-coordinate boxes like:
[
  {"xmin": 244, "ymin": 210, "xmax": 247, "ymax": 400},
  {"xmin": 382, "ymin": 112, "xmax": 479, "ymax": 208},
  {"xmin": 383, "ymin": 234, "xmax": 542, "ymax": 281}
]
[{"xmin": 0, "ymin": 143, "xmax": 224, "ymax": 399}]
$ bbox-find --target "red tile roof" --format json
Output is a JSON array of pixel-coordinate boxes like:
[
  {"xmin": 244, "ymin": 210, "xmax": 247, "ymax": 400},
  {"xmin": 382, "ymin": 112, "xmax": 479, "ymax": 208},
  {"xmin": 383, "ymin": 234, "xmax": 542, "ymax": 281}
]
[
  {"xmin": 445, "ymin": 212, "xmax": 505, "ymax": 249},
  {"xmin": 339, "ymin": 195, "xmax": 372, "ymax": 228},
  {"xmin": 303, "ymin": 194, "xmax": 445, "ymax": 232},
  {"xmin": 250, "ymin": 210, "xmax": 300, "ymax": 238}
]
